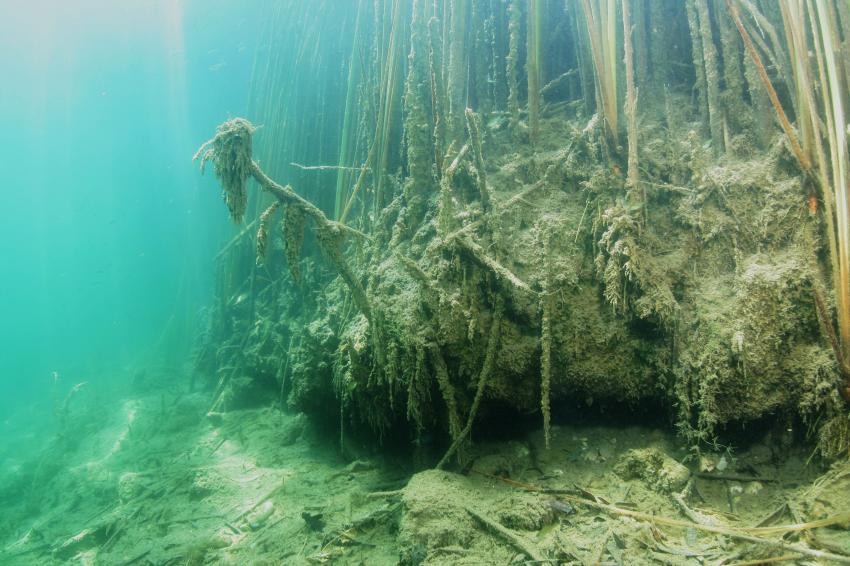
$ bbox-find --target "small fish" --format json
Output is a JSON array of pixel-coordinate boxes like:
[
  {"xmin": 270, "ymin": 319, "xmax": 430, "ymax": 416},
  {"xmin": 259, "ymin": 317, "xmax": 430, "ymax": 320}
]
[
  {"xmin": 548, "ymin": 499, "xmax": 575, "ymax": 516},
  {"xmin": 808, "ymin": 193, "xmax": 818, "ymax": 215}
]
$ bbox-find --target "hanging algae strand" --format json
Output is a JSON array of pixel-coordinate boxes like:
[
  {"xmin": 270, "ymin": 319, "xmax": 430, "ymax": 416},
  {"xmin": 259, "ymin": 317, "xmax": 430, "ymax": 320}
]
[
  {"xmin": 540, "ymin": 231, "xmax": 553, "ymax": 450},
  {"xmin": 194, "ymin": 118, "xmax": 373, "ymax": 322},
  {"xmin": 194, "ymin": 117, "xmax": 255, "ymax": 224},
  {"xmin": 255, "ymin": 201, "xmax": 280, "ymax": 265}
]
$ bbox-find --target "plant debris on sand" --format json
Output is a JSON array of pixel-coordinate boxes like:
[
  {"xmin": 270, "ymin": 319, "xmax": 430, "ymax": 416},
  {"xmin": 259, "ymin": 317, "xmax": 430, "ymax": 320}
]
[{"xmin": 1, "ymin": 384, "xmax": 848, "ymax": 564}]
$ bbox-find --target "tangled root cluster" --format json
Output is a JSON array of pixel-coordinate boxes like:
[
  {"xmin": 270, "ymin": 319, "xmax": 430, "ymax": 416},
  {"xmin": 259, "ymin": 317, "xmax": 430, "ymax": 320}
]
[{"xmin": 194, "ymin": 118, "xmax": 257, "ymax": 223}]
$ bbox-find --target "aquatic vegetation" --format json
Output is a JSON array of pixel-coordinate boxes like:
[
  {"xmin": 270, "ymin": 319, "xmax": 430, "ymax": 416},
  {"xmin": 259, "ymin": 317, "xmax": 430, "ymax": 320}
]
[
  {"xmin": 621, "ymin": 0, "xmax": 639, "ymax": 192},
  {"xmin": 727, "ymin": 1, "xmax": 810, "ymax": 169},
  {"xmin": 526, "ymin": 0, "xmax": 542, "ymax": 143},
  {"xmin": 580, "ymin": 0, "xmax": 619, "ymax": 145},
  {"xmin": 193, "ymin": 118, "xmax": 256, "ymax": 224},
  {"xmin": 334, "ymin": 0, "xmax": 365, "ymax": 222},
  {"xmin": 254, "ymin": 201, "xmax": 280, "ymax": 265},
  {"xmin": 808, "ymin": 0, "xmax": 850, "ymax": 398},
  {"xmin": 436, "ymin": 297, "xmax": 502, "ymax": 468},
  {"xmin": 731, "ymin": 0, "xmax": 850, "ymax": 401},
  {"xmin": 195, "ymin": 118, "xmax": 372, "ymax": 323},
  {"xmin": 194, "ymin": 0, "xmax": 850, "ymax": 467},
  {"xmin": 506, "ymin": 0, "xmax": 521, "ymax": 137},
  {"xmin": 692, "ymin": 0, "xmax": 725, "ymax": 153},
  {"xmin": 464, "ymin": 107, "xmax": 490, "ymax": 212},
  {"xmin": 401, "ymin": 0, "xmax": 435, "ymax": 226}
]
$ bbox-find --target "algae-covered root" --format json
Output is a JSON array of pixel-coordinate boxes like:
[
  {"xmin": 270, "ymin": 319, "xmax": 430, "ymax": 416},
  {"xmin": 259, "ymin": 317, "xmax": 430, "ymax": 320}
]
[
  {"xmin": 193, "ymin": 118, "xmax": 256, "ymax": 224},
  {"xmin": 195, "ymin": 118, "xmax": 372, "ymax": 322}
]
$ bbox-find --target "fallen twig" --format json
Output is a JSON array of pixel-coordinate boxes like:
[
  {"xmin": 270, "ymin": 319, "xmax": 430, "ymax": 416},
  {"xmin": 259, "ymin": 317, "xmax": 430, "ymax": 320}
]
[
  {"xmin": 196, "ymin": 119, "xmax": 373, "ymax": 322},
  {"xmin": 441, "ymin": 179, "xmax": 546, "ymax": 245},
  {"xmin": 366, "ymin": 489, "xmax": 404, "ymax": 500},
  {"xmin": 455, "ymin": 236, "xmax": 533, "ymax": 294},
  {"xmin": 475, "ymin": 470, "xmax": 850, "ymax": 564},
  {"xmin": 465, "ymin": 505, "xmax": 545, "ymax": 562},
  {"xmin": 210, "ymin": 437, "xmax": 227, "ymax": 455},
  {"xmin": 540, "ymin": 69, "xmax": 578, "ymax": 96},
  {"xmin": 672, "ymin": 482, "xmax": 718, "ymax": 527},
  {"xmin": 120, "ymin": 549, "xmax": 151, "ymax": 566},
  {"xmin": 559, "ymin": 494, "xmax": 850, "ymax": 563},
  {"xmin": 725, "ymin": 555, "xmax": 802, "ymax": 566},
  {"xmin": 696, "ymin": 472, "xmax": 776, "ymax": 483},
  {"xmin": 231, "ymin": 479, "xmax": 286, "ymax": 525},
  {"xmin": 754, "ymin": 503, "xmax": 790, "ymax": 528}
]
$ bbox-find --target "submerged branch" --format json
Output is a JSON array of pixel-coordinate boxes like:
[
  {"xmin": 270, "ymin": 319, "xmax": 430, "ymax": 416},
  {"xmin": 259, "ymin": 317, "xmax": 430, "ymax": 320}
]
[
  {"xmin": 455, "ymin": 236, "xmax": 533, "ymax": 295},
  {"xmin": 540, "ymin": 69, "xmax": 578, "ymax": 96},
  {"xmin": 195, "ymin": 118, "xmax": 372, "ymax": 322}
]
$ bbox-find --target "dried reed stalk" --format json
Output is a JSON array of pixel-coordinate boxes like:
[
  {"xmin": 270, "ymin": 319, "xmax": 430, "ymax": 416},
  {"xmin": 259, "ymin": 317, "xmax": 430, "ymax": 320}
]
[
  {"xmin": 726, "ymin": 0, "xmax": 811, "ymax": 171},
  {"xmin": 580, "ymin": 0, "xmax": 619, "ymax": 145}
]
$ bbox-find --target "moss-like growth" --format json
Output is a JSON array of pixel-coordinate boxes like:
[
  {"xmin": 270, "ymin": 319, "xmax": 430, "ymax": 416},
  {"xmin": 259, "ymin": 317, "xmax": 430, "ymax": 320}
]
[
  {"xmin": 194, "ymin": 118, "xmax": 256, "ymax": 224},
  {"xmin": 676, "ymin": 252, "xmax": 834, "ymax": 441},
  {"xmin": 255, "ymin": 201, "xmax": 280, "ymax": 265}
]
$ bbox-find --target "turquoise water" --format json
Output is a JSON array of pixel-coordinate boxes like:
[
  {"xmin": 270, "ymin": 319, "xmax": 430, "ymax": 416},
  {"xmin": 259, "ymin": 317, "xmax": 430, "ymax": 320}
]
[{"xmin": 0, "ymin": 0, "xmax": 262, "ymax": 415}]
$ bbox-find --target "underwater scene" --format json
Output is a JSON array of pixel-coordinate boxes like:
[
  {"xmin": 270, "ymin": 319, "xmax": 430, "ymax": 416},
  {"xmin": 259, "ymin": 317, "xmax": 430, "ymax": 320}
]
[{"xmin": 2, "ymin": 0, "xmax": 850, "ymax": 564}]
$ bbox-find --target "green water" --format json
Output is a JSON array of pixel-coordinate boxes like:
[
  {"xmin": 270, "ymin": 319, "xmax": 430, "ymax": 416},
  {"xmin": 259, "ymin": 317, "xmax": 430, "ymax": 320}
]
[{"xmin": 0, "ymin": 0, "xmax": 260, "ymax": 415}]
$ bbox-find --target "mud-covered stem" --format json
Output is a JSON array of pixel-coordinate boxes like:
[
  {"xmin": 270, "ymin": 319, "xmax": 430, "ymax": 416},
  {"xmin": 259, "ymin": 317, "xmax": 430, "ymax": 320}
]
[
  {"xmin": 727, "ymin": 0, "xmax": 811, "ymax": 171},
  {"xmin": 247, "ymin": 161, "xmax": 372, "ymax": 322}
]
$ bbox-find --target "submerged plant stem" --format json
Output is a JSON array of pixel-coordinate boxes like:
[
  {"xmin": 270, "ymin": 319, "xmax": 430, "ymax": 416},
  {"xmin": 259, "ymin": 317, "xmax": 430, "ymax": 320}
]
[
  {"xmin": 727, "ymin": 0, "xmax": 811, "ymax": 171},
  {"xmin": 622, "ymin": 0, "xmax": 639, "ymax": 191},
  {"xmin": 437, "ymin": 299, "xmax": 503, "ymax": 469}
]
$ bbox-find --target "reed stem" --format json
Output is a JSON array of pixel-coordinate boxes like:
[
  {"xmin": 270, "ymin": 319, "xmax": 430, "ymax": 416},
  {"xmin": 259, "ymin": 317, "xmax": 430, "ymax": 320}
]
[
  {"xmin": 622, "ymin": 0, "xmax": 639, "ymax": 190},
  {"xmin": 506, "ymin": 0, "xmax": 521, "ymax": 137},
  {"xmin": 813, "ymin": 0, "xmax": 850, "ymax": 366},
  {"xmin": 727, "ymin": 0, "xmax": 812, "ymax": 171},
  {"xmin": 526, "ymin": 0, "xmax": 542, "ymax": 143},
  {"xmin": 696, "ymin": 0, "xmax": 724, "ymax": 152},
  {"xmin": 334, "ymin": 0, "xmax": 365, "ymax": 220},
  {"xmin": 580, "ymin": 0, "xmax": 619, "ymax": 146}
]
